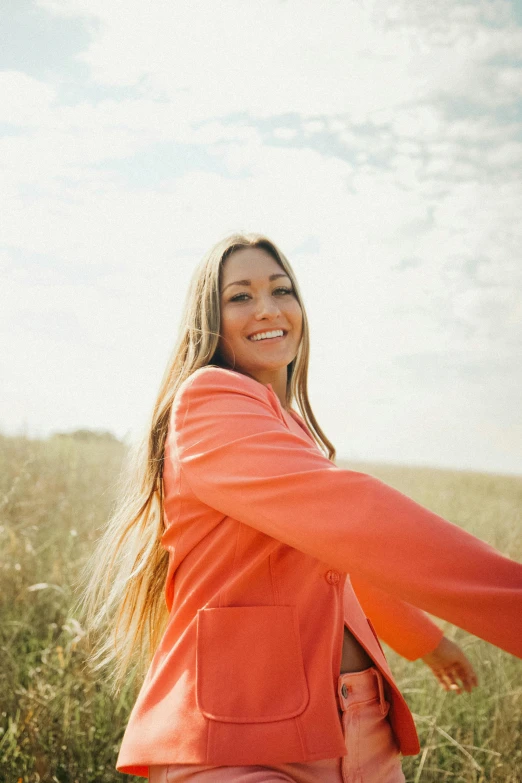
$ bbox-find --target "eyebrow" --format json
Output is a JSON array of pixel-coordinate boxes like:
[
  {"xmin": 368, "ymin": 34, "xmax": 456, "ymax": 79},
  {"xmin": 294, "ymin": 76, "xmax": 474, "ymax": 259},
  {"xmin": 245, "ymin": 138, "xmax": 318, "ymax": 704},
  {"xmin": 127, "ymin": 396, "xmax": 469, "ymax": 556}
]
[{"xmin": 222, "ymin": 273, "xmax": 291, "ymax": 293}]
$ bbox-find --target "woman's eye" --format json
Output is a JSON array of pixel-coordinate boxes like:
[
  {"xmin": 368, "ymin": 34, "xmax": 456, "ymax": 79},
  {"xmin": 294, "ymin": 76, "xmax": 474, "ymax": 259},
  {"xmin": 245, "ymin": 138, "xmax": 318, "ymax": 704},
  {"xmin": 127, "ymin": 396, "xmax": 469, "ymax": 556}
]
[{"xmin": 228, "ymin": 288, "xmax": 293, "ymax": 302}]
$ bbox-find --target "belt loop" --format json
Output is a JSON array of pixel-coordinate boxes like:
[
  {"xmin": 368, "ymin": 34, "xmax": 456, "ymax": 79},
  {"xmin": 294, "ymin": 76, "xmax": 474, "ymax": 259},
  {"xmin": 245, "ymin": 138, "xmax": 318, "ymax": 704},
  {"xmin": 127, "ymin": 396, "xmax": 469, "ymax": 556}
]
[{"xmin": 372, "ymin": 668, "xmax": 387, "ymax": 715}]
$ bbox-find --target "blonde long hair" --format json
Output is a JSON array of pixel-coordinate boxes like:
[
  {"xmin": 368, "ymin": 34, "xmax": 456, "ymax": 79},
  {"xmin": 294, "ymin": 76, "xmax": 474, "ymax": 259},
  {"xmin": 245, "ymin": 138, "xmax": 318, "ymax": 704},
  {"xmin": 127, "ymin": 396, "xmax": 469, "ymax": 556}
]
[{"xmin": 81, "ymin": 233, "xmax": 335, "ymax": 689}]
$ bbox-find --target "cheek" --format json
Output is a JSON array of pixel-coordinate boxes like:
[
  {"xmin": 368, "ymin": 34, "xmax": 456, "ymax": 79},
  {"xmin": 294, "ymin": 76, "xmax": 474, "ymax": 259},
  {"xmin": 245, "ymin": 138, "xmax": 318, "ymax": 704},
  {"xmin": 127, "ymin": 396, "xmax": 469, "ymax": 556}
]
[
  {"xmin": 290, "ymin": 302, "xmax": 303, "ymax": 338},
  {"xmin": 220, "ymin": 309, "xmax": 241, "ymax": 342},
  {"xmin": 218, "ymin": 308, "xmax": 247, "ymax": 359}
]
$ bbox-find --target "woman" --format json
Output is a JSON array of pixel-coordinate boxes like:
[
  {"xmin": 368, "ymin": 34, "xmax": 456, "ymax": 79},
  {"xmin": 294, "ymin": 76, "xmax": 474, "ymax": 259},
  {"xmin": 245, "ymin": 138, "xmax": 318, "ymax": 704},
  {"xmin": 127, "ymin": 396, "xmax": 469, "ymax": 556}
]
[{"xmin": 83, "ymin": 233, "xmax": 521, "ymax": 782}]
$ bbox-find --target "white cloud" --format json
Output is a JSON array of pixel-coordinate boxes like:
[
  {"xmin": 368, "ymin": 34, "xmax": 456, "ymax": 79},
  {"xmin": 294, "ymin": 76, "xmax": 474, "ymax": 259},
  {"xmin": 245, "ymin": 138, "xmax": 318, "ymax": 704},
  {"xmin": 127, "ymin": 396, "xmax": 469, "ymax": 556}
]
[
  {"xmin": 0, "ymin": 71, "xmax": 56, "ymax": 125},
  {"xmin": 1, "ymin": 0, "xmax": 521, "ymax": 472},
  {"xmin": 273, "ymin": 128, "xmax": 298, "ymax": 140},
  {"xmin": 34, "ymin": 0, "xmax": 522, "ymax": 123}
]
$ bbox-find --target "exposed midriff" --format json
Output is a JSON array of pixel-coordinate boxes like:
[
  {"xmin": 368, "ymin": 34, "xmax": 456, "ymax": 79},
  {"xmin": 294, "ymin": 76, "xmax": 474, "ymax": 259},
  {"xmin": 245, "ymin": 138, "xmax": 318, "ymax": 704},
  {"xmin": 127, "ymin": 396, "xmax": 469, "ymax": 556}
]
[{"xmin": 340, "ymin": 625, "xmax": 374, "ymax": 673}]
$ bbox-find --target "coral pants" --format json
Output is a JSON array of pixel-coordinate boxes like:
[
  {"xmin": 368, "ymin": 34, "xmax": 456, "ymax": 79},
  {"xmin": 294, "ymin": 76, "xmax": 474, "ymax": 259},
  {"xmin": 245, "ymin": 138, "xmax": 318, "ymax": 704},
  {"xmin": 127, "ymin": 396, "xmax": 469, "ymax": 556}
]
[{"xmin": 149, "ymin": 667, "xmax": 405, "ymax": 782}]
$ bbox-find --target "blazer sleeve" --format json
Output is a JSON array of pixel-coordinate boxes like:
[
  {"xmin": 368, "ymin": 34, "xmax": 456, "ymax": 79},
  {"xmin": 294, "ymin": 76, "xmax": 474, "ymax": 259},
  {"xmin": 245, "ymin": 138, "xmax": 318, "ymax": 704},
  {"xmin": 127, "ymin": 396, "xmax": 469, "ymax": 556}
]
[
  {"xmin": 349, "ymin": 575, "xmax": 444, "ymax": 660},
  {"xmin": 172, "ymin": 367, "xmax": 522, "ymax": 658}
]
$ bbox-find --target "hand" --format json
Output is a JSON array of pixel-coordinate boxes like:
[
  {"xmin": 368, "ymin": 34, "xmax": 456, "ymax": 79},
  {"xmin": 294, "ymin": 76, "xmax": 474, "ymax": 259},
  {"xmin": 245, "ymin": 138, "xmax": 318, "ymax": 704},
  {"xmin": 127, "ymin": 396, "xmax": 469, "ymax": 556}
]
[{"xmin": 421, "ymin": 636, "xmax": 478, "ymax": 694}]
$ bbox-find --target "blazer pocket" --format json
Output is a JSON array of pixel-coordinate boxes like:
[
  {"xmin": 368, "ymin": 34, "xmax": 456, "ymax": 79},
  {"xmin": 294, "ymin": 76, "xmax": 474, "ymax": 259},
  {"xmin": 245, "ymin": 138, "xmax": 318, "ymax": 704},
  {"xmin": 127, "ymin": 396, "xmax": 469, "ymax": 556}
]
[{"xmin": 196, "ymin": 605, "xmax": 309, "ymax": 723}]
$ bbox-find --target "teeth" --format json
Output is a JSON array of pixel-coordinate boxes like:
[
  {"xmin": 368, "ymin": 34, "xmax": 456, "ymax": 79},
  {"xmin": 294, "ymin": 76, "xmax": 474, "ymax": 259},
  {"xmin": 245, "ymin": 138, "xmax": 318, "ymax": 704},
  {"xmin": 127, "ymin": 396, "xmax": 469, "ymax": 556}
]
[{"xmin": 250, "ymin": 330, "xmax": 284, "ymax": 342}]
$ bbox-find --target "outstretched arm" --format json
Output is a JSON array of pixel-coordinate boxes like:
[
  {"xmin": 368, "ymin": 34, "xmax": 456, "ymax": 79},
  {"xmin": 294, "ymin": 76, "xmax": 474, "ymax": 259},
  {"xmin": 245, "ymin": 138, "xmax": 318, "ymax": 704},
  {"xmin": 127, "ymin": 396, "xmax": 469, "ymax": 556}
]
[{"xmin": 174, "ymin": 367, "xmax": 522, "ymax": 658}]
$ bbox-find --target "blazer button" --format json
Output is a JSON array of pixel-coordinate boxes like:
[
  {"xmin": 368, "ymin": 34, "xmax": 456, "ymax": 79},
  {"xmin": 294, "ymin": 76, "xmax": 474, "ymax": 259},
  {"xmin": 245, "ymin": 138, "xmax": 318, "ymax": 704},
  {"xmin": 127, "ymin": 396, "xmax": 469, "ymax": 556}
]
[{"xmin": 325, "ymin": 570, "xmax": 340, "ymax": 585}]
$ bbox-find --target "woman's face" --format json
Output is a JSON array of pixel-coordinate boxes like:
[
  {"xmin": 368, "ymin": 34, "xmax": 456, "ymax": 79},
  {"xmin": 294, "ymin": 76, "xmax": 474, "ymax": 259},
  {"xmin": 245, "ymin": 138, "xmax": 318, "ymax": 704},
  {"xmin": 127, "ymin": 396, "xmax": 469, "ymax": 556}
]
[{"xmin": 218, "ymin": 246, "xmax": 303, "ymax": 390}]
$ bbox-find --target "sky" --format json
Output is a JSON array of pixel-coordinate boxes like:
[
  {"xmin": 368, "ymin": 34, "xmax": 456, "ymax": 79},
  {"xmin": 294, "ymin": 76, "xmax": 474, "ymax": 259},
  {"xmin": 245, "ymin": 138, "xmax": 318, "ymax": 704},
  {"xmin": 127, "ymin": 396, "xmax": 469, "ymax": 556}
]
[{"xmin": 1, "ymin": 0, "xmax": 521, "ymax": 474}]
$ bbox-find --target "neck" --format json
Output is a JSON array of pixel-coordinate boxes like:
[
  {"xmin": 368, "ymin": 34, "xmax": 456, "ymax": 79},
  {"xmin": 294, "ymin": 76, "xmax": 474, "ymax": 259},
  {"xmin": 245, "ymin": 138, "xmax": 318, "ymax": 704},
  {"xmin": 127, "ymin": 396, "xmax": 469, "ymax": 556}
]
[{"xmin": 251, "ymin": 366, "xmax": 288, "ymax": 408}]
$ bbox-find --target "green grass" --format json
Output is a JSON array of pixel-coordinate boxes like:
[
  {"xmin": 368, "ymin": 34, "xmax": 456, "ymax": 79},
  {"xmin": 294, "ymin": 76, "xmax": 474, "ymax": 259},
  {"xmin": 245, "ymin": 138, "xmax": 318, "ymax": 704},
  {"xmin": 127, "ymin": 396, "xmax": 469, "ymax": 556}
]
[{"xmin": 1, "ymin": 435, "xmax": 521, "ymax": 782}]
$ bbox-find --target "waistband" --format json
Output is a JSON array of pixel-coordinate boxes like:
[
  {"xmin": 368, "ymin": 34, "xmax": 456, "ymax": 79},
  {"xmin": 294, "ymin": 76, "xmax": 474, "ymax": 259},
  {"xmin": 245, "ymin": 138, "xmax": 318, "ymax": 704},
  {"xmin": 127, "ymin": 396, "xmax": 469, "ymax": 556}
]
[{"xmin": 337, "ymin": 667, "xmax": 388, "ymax": 715}]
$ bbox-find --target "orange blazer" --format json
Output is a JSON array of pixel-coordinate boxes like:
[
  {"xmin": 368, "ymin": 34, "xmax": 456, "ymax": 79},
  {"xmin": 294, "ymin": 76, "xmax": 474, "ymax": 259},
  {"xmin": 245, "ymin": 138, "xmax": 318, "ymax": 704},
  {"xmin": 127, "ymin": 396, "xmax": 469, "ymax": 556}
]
[{"xmin": 117, "ymin": 367, "xmax": 522, "ymax": 776}]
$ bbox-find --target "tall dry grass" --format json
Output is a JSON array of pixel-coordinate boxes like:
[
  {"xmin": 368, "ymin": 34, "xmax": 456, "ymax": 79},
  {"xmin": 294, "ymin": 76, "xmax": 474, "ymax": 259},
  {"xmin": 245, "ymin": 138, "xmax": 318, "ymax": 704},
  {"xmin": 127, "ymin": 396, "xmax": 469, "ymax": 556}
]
[
  {"xmin": 0, "ymin": 435, "xmax": 521, "ymax": 782},
  {"xmin": 348, "ymin": 462, "xmax": 522, "ymax": 783},
  {"xmin": 0, "ymin": 433, "xmax": 137, "ymax": 783}
]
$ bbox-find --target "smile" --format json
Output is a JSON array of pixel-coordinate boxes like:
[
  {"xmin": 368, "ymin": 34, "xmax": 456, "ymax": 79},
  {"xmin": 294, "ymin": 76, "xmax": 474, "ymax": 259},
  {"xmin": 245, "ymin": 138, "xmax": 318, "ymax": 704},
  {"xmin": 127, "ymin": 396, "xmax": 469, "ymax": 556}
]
[{"xmin": 248, "ymin": 329, "xmax": 285, "ymax": 342}]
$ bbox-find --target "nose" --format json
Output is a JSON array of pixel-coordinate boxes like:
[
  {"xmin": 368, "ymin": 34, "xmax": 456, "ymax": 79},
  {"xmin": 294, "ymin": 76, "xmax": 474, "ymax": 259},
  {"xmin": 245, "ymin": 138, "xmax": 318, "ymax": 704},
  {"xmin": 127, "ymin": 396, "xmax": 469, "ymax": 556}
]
[{"xmin": 254, "ymin": 293, "xmax": 280, "ymax": 320}]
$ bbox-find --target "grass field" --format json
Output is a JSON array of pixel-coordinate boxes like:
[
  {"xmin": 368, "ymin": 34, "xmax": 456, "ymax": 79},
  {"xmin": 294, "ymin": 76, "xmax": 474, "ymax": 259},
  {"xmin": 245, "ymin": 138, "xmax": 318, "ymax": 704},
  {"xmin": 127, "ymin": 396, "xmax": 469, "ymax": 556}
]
[{"xmin": 1, "ymin": 434, "xmax": 521, "ymax": 782}]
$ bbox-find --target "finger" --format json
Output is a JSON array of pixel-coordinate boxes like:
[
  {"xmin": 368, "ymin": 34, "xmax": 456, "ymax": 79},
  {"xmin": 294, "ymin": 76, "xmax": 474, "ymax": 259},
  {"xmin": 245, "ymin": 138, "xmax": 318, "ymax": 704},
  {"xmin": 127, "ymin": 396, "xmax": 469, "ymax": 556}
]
[
  {"xmin": 442, "ymin": 668, "xmax": 462, "ymax": 693},
  {"xmin": 438, "ymin": 670, "xmax": 459, "ymax": 692},
  {"xmin": 466, "ymin": 663, "xmax": 479, "ymax": 688},
  {"xmin": 456, "ymin": 664, "xmax": 478, "ymax": 692},
  {"xmin": 449, "ymin": 668, "xmax": 468, "ymax": 692},
  {"xmin": 429, "ymin": 668, "xmax": 448, "ymax": 690},
  {"xmin": 455, "ymin": 653, "xmax": 479, "ymax": 689}
]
